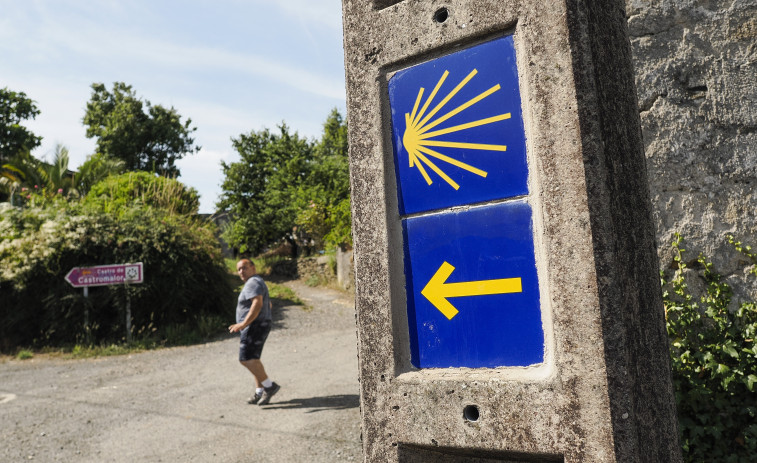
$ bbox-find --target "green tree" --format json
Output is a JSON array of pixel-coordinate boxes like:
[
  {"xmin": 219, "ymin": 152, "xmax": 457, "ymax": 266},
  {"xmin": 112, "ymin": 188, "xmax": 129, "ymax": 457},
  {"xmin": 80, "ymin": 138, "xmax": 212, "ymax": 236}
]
[
  {"xmin": 70, "ymin": 152, "xmax": 125, "ymax": 198},
  {"xmin": 1, "ymin": 150, "xmax": 33, "ymax": 204},
  {"xmin": 2, "ymin": 147, "xmax": 126, "ymax": 204},
  {"xmin": 309, "ymin": 108, "xmax": 349, "ymax": 200},
  {"xmin": 0, "ymin": 146, "xmax": 71, "ymax": 201},
  {"xmin": 38, "ymin": 145, "xmax": 74, "ymax": 195},
  {"xmin": 217, "ymin": 110, "xmax": 352, "ymax": 255},
  {"xmin": 217, "ymin": 124, "xmax": 312, "ymax": 254},
  {"xmin": 294, "ymin": 109, "xmax": 352, "ymax": 248},
  {"xmin": 83, "ymin": 82, "xmax": 199, "ymax": 176},
  {"xmin": 0, "ymin": 87, "xmax": 42, "ymax": 165}
]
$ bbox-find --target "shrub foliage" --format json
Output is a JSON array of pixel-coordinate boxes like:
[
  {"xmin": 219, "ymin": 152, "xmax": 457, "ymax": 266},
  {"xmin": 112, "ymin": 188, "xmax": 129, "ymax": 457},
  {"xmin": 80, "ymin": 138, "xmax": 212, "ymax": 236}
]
[
  {"xmin": 85, "ymin": 171, "xmax": 199, "ymax": 215},
  {"xmin": 0, "ymin": 198, "xmax": 233, "ymax": 350},
  {"xmin": 662, "ymin": 234, "xmax": 757, "ymax": 462}
]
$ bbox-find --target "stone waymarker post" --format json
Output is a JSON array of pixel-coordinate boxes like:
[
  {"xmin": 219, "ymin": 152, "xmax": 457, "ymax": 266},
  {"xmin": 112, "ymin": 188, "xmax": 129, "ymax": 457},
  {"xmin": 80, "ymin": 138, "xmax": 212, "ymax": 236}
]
[{"xmin": 342, "ymin": 1, "xmax": 682, "ymax": 462}]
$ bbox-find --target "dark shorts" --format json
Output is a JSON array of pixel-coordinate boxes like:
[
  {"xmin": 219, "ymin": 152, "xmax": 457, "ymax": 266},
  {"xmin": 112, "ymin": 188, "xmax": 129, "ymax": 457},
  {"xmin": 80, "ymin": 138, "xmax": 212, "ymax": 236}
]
[{"xmin": 239, "ymin": 319, "xmax": 272, "ymax": 361}]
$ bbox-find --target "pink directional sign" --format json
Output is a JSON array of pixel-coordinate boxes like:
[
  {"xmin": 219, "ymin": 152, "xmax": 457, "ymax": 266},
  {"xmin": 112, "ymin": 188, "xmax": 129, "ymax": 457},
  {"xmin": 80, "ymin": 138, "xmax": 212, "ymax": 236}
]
[{"xmin": 65, "ymin": 263, "xmax": 144, "ymax": 288}]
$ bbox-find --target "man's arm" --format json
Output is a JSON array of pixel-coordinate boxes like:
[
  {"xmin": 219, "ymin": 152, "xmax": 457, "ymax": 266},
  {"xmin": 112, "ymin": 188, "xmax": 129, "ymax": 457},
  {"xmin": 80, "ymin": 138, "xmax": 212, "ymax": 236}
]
[{"xmin": 228, "ymin": 295, "xmax": 264, "ymax": 333}]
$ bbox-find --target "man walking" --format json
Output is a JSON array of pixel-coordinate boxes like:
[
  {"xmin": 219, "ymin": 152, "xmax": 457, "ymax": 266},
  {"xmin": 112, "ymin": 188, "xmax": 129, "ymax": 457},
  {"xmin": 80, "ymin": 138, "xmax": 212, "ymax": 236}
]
[{"xmin": 229, "ymin": 258, "xmax": 280, "ymax": 405}]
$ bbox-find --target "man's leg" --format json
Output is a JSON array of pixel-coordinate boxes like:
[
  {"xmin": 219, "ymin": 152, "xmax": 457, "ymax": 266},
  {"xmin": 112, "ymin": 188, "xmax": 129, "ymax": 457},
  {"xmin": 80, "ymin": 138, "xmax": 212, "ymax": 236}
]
[
  {"xmin": 238, "ymin": 321, "xmax": 278, "ymax": 405},
  {"xmin": 240, "ymin": 359, "xmax": 268, "ymax": 388}
]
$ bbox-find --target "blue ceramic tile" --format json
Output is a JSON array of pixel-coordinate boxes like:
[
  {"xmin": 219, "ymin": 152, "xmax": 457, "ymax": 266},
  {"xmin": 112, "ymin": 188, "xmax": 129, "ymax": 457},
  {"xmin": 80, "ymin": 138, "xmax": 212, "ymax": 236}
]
[
  {"xmin": 402, "ymin": 201, "xmax": 544, "ymax": 368},
  {"xmin": 388, "ymin": 35, "xmax": 528, "ymax": 215}
]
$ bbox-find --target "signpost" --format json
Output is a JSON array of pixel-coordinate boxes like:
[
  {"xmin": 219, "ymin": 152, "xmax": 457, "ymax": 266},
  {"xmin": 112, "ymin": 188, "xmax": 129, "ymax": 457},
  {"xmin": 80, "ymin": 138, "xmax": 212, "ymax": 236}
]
[
  {"xmin": 65, "ymin": 263, "xmax": 144, "ymax": 342},
  {"xmin": 64, "ymin": 263, "xmax": 144, "ymax": 287}
]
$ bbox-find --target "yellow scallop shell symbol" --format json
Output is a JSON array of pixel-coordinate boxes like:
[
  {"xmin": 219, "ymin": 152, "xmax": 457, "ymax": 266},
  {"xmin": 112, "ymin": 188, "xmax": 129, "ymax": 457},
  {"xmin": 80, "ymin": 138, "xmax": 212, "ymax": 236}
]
[{"xmin": 402, "ymin": 69, "xmax": 511, "ymax": 190}]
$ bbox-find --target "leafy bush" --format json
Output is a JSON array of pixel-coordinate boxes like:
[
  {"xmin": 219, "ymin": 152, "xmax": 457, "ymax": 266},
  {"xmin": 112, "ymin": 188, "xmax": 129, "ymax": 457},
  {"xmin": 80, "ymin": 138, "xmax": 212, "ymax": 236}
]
[
  {"xmin": 662, "ymin": 234, "xmax": 757, "ymax": 462},
  {"xmin": 84, "ymin": 171, "xmax": 199, "ymax": 216},
  {"xmin": 0, "ymin": 199, "xmax": 233, "ymax": 350}
]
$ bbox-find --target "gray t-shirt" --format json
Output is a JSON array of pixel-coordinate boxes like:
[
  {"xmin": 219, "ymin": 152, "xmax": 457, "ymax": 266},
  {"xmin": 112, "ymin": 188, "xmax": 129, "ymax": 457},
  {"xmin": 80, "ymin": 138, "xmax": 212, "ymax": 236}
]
[{"xmin": 236, "ymin": 275, "xmax": 272, "ymax": 323}]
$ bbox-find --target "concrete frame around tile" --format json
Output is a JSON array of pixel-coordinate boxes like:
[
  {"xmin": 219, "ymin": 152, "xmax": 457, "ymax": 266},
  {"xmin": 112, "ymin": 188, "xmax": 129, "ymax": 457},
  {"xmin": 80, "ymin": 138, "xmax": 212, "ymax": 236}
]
[{"xmin": 342, "ymin": 1, "xmax": 682, "ymax": 461}]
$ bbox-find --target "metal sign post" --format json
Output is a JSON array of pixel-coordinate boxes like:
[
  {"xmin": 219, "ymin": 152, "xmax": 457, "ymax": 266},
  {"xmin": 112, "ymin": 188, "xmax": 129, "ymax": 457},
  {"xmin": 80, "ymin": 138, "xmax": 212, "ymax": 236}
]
[
  {"xmin": 65, "ymin": 263, "xmax": 144, "ymax": 343},
  {"xmin": 125, "ymin": 283, "xmax": 132, "ymax": 343},
  {"xmin": 83, "ymin": 286, "xmax": 90, "ymax": 344}
]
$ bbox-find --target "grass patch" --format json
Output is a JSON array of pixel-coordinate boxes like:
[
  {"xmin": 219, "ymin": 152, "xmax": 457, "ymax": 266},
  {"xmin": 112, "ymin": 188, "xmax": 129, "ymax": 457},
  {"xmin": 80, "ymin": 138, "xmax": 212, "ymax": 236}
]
[
  {"xmin": 305, "ymin": 274, "xmax": 324, "ymax": 287},
  {"xmin": 162, "ymin": 314, "xmax": 227, "ymax": 346},
  {"xmin": 21, "ymin": 314, "xmax": 230, "ymax": 360},
  {"xmin": 16, "ymin": 349, "xmax": 33, "ymax": 360},
  {"xmin": 224, "ymin": 257, "xmax": 238, "ymax": 274},
  {"xmin": 269, "ymin": 281, "xmax": 311, "ymax": 311},
  {"xmin": 66, "ymin": 343, "xmax": 148, "ymax": 359},
  {"xmin": 268, "ymin": 282, "xmax": 302, "ymax": 305}
]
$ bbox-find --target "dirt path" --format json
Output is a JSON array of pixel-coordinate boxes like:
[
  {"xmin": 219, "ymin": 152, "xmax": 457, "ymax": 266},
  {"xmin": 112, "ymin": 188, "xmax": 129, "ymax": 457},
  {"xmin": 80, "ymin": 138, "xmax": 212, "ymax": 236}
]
[{"xmin": 0, "ymin": 280, "xmax": 362, "ymax": 462}]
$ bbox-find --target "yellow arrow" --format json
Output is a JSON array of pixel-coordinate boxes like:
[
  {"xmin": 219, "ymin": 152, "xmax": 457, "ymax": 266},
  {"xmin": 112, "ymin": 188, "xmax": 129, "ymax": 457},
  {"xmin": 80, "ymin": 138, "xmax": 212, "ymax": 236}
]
[{"xmin": 421, "ymin": 261, "xmax": 522, "ymax": 320}]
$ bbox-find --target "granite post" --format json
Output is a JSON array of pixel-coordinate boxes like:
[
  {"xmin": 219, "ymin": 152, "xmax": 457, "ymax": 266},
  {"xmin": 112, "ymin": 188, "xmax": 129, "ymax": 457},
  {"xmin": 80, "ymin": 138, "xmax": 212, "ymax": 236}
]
[{"xmin": 342, "ymin": 1, "xmax": 682, "ymax": 461}]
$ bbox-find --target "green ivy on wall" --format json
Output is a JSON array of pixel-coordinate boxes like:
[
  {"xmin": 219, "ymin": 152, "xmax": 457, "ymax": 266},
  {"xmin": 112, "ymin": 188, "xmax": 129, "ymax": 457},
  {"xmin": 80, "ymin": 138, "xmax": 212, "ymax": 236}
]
[{"xmin": 662, "ymin": 234, "xmax": 757, "ymax": 462}]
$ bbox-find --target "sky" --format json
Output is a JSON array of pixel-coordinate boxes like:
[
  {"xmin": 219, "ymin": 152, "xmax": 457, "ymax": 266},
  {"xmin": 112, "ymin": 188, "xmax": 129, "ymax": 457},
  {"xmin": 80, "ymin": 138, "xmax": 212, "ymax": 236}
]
[{"xmin": 0, "ymin": 0, "xmax": 346, "ymax": 213}]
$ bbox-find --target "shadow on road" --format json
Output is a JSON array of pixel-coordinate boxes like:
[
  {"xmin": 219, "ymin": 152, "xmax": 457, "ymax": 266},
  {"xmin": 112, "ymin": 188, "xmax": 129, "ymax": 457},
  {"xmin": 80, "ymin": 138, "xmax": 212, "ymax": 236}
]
[{"xmin": 263, "ymin": 394, "xmax": 359, "ymax": 413}]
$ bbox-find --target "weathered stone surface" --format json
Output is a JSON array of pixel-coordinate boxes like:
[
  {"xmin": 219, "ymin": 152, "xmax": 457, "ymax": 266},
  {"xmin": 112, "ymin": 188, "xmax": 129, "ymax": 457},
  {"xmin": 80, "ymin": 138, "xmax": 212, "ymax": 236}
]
[
  {"xmin": 336, "ymin": 246, "xmax": 355, "ymax": 291},
  {"xmin": 626, "ymin": 0, "xmax": 757, "ymax": 302},
  {"xmin": 343, "ymin": 1, "xmax": 681, "ymax": 461}
]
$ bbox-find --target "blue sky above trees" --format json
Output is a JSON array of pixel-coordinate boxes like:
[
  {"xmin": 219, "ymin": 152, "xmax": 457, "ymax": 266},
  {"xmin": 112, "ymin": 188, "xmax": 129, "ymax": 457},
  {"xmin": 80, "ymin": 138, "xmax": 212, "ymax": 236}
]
[{"xmin": 0, "ymin": 0, "xmax": 346, "ymax": 213}]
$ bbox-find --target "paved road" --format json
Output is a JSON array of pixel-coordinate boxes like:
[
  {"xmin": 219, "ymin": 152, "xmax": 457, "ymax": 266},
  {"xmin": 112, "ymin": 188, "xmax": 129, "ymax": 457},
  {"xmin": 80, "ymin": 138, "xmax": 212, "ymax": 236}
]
[{"xmin": 0, "ymin": 281, "xmax": 362, "ymax": 462}]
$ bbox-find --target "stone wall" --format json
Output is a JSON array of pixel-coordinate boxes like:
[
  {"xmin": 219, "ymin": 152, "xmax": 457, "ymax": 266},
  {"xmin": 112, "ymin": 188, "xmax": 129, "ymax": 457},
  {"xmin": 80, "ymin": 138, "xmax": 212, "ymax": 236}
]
[
  {"xmin": 296, "ymin": 254, "xmax": 356, "ymax": 292},
  {"xmin": 296, "ymin": 255, "xmax": 336, "ymax": 284},
  {"xmin": 266, "ymin": 253, "xmax": 354, "ymax": 291},
  {"xmin": 626, "ymin": 0, "xmax": 757, "ymax": 301}
]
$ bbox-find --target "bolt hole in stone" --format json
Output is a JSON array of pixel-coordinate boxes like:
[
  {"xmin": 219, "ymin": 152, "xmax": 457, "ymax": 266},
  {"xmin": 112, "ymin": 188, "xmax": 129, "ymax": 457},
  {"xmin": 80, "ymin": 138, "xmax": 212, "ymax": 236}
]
[
  {"xmin": 463, "ymin": 404, "xmax": 480, "ymax": 422},
  {"xmin": 433, "ymin": 7, "xmax": 449, "ymax": 23}
]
